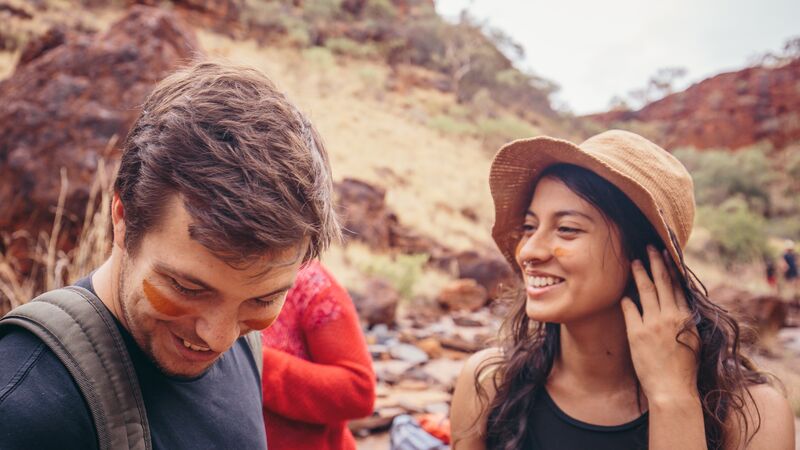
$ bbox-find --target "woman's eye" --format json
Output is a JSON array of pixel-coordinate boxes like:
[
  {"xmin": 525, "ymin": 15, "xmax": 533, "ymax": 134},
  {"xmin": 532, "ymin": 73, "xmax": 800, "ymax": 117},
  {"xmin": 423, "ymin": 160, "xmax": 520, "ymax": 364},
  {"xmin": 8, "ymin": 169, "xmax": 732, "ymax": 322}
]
[
  {"xmin": 522, "ymin": 223, "xmax": 538, "ymax": 234},
  {"xmin": 558, "ymin": 226, "xmax": 581, "ymax": 234}
]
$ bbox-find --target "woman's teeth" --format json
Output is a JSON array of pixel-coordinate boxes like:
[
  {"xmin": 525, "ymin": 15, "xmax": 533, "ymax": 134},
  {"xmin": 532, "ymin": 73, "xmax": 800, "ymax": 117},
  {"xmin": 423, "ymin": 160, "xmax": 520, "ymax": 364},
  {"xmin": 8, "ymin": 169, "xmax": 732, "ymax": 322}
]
[
  {"xmin": 182, "ymin": 339, "xmax": 211, "ymax": 352},
  {"xmin": 527, "ymin": 276, "xmax": 564, "ymax": 288}
]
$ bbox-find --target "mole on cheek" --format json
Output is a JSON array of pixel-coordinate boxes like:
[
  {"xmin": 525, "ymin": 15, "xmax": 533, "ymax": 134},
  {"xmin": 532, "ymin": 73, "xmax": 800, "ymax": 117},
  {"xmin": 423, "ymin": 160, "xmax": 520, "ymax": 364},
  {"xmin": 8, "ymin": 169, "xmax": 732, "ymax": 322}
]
[
  {"xmin": 142, "ymin": 279, "xmax": 190, "ymax": 317},
  {"xmin": 244, "ymin": 316, "xmax": 278, "ymax": 331},
  {"xmin": 554, "ymin": 247, "xmax": 568, "ymax": 257}
]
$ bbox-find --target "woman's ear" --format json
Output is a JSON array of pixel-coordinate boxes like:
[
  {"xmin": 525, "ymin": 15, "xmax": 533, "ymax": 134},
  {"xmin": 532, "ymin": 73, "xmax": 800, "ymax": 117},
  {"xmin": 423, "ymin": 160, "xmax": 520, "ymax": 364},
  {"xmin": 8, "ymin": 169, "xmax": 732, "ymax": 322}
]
[{"xmin": 111, "ymin": 192, "xmax": 126, "ymax": 251}]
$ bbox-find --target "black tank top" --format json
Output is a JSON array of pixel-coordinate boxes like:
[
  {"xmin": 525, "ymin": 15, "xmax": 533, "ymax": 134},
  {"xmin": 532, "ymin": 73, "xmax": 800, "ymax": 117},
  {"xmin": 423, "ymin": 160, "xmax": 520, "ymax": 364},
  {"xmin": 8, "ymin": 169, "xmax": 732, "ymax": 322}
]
[{"xmin": 528, "ymin": 388, "xmax": 649, "ymax": 449}]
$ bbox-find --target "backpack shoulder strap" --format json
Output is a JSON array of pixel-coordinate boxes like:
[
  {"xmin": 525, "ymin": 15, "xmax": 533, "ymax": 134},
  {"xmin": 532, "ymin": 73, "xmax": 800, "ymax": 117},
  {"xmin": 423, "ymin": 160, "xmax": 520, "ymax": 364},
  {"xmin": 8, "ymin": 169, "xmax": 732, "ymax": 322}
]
[
  {"xmin": 244, "ymin": 330, "xmax": 263, "ymax": 379},
  {"xmin": 0, "ymin": 286, "xmax": 151, "ymax": 450}
]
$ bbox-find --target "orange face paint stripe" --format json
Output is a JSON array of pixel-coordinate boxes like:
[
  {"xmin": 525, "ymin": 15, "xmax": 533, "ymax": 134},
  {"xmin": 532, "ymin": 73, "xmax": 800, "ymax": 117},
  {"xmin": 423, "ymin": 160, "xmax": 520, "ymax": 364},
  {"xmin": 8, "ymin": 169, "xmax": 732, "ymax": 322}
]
[
  {"xmin": 553, "ymin": 247, "xmax": 568, "ymax": 257},
  {"xmin": 142, "ymin": 279, "xmax": 190, "ymax": 317},
  {"xmin": 244, "ymin": 317, "xmax": 278, "ymax": 331}
]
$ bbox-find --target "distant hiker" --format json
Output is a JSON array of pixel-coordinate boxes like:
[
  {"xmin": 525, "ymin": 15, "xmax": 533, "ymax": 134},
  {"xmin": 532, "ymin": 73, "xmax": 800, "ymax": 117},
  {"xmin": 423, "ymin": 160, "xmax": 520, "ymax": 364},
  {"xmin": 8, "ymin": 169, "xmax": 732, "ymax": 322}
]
[
  {"xmin": 783, "ymin": 240, "xmax": 799, "ymax": 300},
  {"xmin": 260, "ymin": 261, "xmax": 375, "ymax": 450},
  {"xmin": 450, "ymin": 130, "xmax": 795, "ymax": 449},
  {"xmin": 765, "ymin": 256, "xmax": 778, "ymax": 294},
  {"xmin": 0, "ymin": 61, "xmax": 340, "ymax": 449}
]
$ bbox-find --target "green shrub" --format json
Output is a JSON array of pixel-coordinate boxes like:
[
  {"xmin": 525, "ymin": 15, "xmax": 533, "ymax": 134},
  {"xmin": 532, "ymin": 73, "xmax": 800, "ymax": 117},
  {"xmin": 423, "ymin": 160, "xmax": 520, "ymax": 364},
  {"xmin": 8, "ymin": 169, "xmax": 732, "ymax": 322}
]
[
  {"xmin": 358, "ymin": 253, "xmax": 428, "ymax": 300},
  {"xmin": 242, "ymin": 1, "xmax": 286, "ymax": 30},
  {"xmin": 428, "ymin": 114, "xmax": 477, "ymax": 136},
  {"xmin": 476, "ymin": 116, "xmax": 538, "ymax": 150},
  {"xmin": 302, "ymin": 47, "xmax": 336, "ymax": 68},
  {"xmin": 302, "ymin": 0, "xmax": 343, "ymax": 23},
  {"xmin": 324, "ymin": 37, "xmax": 379, "ymax": 59},
  {"xmin": 286, "ymin": 24, "xmax": 312, "ymax": 48},
  {"xmin": 697, "ymin": 197, "xmax": 769, "ymax": 266},
  {"xmin": 363, "ymin": 0, "xmax": 397, "ymax": 21},
  {"xmin": 673, "ymin": 147, "xmax": 773, "ymax": 214}
]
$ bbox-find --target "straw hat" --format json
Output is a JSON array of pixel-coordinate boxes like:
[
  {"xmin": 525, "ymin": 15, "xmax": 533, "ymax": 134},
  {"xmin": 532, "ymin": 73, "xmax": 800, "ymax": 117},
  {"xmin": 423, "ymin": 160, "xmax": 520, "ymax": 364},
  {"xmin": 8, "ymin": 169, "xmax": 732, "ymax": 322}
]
[{"xmin": 490, "ymin": 129, "xmax": 695, "ymax": 273}]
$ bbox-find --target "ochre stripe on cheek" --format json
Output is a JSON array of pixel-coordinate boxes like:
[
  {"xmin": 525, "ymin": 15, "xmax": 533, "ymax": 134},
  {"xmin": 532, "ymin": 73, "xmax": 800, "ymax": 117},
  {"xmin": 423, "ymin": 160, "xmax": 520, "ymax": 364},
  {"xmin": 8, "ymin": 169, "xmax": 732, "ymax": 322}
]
[
  {"xmin": 554, "ymin": 247, "xmax": 569, "ymax": 257},
  {"xmin": 142, "ymin": 279, "xmax": 190, "ymax": 317},
  {"xmin": 244, "ymin": 316, "xmax": 278, "ymax": 331}
]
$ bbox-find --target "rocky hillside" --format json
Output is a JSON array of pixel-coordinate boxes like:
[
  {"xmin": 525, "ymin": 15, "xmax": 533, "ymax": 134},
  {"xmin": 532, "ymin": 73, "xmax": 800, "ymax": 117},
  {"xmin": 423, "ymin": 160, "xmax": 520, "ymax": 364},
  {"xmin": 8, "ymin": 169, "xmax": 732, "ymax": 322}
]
[
  {"xmin": 588, "ymin": 58, "xmax": 800, "ymax": 151},
  {"xmin": 0, "ymin": 1, "xmax": 528, "ymax": 310}
]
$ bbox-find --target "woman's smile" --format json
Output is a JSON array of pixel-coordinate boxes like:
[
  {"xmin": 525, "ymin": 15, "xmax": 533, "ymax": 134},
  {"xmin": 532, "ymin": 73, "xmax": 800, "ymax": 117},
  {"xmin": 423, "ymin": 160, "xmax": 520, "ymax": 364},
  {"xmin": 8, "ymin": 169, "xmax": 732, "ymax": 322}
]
[{"xmin": 524, "ymin": 271, "xmax": 566, "ymax": 298}]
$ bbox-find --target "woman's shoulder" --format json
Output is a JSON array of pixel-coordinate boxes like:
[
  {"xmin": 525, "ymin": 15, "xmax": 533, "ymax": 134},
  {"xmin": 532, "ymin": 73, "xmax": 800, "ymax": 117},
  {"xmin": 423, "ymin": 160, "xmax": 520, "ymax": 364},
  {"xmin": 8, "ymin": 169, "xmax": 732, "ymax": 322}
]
[
  {"xmin": 726, "ymin": 381, "xmax": 795, "ymax": 450},
  {"xmin": 450, "ymin": 347, "xmax": 506, "ymax": 449},
  {"xmin": 464, "ymin": 347, "xmax": 505, "ymax": 382}
]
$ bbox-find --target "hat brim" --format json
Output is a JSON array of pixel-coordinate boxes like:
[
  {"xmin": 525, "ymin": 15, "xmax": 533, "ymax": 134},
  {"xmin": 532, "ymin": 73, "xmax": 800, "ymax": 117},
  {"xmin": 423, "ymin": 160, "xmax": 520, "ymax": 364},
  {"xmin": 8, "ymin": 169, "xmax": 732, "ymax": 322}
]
[{"xmin": 490, "ymin": 136, "xmax": 684, "ymax": 275}]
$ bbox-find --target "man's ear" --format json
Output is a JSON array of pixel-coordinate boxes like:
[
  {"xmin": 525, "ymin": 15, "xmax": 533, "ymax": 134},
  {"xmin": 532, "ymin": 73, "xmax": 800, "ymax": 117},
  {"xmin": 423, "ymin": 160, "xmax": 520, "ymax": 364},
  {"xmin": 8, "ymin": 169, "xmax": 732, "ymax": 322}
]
[{"xmin": 111, "ymin": 191, "xmax": 126, "ymax": 251}]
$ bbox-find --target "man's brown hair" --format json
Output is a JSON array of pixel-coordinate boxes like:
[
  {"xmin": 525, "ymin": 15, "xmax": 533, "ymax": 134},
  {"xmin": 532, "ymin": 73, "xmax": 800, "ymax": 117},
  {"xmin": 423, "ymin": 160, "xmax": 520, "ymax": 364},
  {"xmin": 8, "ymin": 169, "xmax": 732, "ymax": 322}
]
[{"xmin": 114, "ymin": 60, "xmax": 340, "ymax": 265}]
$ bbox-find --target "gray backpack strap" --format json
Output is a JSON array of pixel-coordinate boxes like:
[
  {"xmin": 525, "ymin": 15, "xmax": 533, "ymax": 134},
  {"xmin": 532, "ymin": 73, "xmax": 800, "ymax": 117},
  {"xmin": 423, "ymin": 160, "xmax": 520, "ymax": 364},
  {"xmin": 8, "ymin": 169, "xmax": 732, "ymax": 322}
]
[
  {"xmin": 244, "ymin": 330, "xmax": 263, "ymax": 379},
  {"xmin": 0, "ymin": 286, "xmax": 151, "ymax": 450}
]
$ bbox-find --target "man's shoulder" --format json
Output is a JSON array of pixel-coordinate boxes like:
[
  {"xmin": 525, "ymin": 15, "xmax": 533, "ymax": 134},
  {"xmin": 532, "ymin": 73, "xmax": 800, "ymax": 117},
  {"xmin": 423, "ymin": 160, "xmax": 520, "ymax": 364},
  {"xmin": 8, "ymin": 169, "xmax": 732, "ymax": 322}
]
[{"xmin": 0, "ymin": 328, "xmax": 97, "ymax": 449}]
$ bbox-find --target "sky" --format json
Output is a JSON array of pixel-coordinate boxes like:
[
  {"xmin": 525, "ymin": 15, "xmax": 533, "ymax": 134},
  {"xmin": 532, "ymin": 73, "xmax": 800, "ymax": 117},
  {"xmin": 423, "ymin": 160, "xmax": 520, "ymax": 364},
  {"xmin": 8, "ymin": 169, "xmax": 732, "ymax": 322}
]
[{"xmin": 435, "ymin": 0, "xmax": 800, "ymax": 115}]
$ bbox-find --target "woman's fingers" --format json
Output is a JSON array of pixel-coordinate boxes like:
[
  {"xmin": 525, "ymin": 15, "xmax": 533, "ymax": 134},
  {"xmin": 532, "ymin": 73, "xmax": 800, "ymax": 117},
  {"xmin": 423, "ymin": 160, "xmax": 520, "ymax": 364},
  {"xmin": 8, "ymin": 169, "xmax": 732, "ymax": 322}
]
[
  {"xmin": 647, "ymin": 246, "xmax": 676, "ymax": 313},
  {"xmin": 663, "ymin": 249, "xmax": 690, "ymax": 311},
  {"xmin": 620, "ymin": 297, "xmax": 642, "ymax": 332},
  {"xmin": 631, "ymin": 258, "xmax": 660, "ymax": 318}
]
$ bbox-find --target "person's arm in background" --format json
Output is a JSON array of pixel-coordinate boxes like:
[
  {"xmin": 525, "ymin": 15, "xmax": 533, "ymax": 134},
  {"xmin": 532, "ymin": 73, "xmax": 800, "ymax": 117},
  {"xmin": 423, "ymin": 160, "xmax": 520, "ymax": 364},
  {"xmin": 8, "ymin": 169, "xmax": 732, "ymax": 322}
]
[{"xmin": 261, "ymin": 266, "xmax": 376, "ymax": 424}]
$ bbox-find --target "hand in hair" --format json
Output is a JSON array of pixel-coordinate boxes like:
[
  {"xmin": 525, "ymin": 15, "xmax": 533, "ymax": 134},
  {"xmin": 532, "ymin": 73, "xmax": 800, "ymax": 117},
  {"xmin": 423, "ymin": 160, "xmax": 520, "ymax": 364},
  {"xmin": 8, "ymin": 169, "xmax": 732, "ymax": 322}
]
[
  {"xmin": 621, "ymin": 246, "xmax": 706, "ymax": 449},
  {"xmin": 621, "ymin": 246, "xmax": 700, "ymax": 401}
]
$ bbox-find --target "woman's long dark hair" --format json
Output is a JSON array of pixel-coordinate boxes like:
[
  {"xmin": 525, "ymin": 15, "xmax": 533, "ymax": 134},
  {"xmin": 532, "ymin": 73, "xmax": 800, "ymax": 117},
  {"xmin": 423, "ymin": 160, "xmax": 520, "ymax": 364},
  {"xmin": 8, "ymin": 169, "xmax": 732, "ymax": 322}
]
[{"xmin": 479, "ymin": 164, "xmax": 768, "ymax": 450}]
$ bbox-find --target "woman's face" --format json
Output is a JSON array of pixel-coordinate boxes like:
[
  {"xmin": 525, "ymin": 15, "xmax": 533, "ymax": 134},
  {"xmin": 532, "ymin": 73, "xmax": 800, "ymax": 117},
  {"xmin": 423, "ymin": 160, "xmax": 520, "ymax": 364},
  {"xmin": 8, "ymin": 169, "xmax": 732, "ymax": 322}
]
[{"xmin": 515, "ymin": 177, "xmax": 631, "ymax": 324}]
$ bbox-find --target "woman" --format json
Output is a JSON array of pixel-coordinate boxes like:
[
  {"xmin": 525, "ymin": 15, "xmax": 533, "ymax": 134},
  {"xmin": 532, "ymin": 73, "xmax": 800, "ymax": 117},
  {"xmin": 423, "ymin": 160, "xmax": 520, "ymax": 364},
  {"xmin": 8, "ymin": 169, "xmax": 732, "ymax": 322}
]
[
  {"xmin": 261, "ymin": 261, "xmax": 376, "ymax": 450},
  {"xmin": 451, "ymin": 130, "xmax": 794, "ymax": 449}
]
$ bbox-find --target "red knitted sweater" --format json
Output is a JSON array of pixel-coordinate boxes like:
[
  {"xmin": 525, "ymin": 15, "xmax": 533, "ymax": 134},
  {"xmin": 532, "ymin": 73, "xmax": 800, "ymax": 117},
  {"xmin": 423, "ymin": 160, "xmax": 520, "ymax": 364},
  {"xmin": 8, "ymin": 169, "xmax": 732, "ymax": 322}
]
[{"xmin": 261, "ymin": 261, "xmax": 375, "ymax": 450}]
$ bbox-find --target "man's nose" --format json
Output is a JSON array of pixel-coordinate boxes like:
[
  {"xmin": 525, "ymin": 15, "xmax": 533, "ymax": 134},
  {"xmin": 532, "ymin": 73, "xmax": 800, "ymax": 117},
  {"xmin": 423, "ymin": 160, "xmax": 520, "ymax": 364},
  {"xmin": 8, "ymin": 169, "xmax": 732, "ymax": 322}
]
[{"xmin": 195, "ymin": 309, "xmax": 241, "ymax": 353}]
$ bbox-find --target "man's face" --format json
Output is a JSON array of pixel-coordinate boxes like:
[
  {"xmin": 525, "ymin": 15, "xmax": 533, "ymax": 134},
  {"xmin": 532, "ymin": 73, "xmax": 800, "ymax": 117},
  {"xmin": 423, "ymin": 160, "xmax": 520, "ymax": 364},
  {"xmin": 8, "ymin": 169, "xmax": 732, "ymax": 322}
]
[{"xmin": 115, "ymin": 195, "xmax": 302, "ymax": 378}]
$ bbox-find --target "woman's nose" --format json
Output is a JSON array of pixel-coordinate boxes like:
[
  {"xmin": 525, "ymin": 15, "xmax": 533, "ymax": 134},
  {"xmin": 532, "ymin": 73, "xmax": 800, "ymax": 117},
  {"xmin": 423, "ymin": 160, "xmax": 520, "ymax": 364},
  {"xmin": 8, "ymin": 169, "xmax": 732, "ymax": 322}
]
[{"xmin": 517, "ymin": 230, "xmax": 553, "ymax": 266}]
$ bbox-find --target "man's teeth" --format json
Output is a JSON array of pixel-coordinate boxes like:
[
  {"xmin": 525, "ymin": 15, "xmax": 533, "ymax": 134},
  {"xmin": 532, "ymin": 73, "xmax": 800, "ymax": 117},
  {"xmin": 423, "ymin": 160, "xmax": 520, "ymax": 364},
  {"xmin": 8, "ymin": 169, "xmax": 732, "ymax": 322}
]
[
  {"xmin": 527, "ymin": 276, "xmax": 564, "ymax": 288},
  {"xmin": 182, "ymin": 339, "xmax": 210, "ymax": 352}
]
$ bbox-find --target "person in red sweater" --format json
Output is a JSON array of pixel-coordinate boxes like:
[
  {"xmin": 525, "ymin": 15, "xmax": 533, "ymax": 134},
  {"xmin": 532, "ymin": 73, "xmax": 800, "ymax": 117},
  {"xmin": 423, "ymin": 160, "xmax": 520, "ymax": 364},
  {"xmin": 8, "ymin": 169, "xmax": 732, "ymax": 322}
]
[{"xmin": 261, "ymin": 261, "xmax": 376, "ymax": 450}]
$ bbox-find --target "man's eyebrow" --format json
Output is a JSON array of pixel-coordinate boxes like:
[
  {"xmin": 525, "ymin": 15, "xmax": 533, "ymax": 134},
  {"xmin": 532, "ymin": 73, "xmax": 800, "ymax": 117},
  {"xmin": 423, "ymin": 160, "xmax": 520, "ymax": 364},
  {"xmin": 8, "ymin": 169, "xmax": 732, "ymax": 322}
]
[{"xmin": 525, "ymin": 209, "xmax": 595, "ymax": 223}]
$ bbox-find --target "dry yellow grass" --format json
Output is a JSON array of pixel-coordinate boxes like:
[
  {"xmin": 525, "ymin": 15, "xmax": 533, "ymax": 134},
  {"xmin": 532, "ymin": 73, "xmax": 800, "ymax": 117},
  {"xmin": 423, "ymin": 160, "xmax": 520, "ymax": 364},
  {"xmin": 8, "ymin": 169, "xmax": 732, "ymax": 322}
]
[
  {"xmin": 198, "ymin": 32, "xmax": 497, "ymax": 253},
  {"xmin": 0, "ymin": 162, "xmax": 113, "ymax": 314}
]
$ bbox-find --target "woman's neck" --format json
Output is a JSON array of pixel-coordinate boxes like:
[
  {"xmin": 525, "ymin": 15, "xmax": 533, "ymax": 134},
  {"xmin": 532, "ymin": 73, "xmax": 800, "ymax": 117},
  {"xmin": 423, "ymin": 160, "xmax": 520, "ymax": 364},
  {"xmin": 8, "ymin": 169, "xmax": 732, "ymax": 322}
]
[{"xmin": 550, "ymin": 304, "xmax": 638, "ymax": 394}]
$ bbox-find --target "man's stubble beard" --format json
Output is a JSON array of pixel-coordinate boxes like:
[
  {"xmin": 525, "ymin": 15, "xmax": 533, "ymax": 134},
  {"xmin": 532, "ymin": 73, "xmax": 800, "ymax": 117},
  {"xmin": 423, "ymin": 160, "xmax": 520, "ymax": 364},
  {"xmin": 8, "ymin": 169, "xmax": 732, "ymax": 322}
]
[
  {"xmin": 116, "ymin": 255, "xmax": 213, "ymax": 379},
  {"xmin": 116, "ymin": 255, "xmax": 162, "ymax": 373}
]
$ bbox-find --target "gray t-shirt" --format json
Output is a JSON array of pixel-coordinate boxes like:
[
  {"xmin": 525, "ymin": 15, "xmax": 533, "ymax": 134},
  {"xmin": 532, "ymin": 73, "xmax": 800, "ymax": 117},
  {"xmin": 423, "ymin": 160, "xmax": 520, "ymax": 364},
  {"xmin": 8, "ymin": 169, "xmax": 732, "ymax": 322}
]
[{"xmin": 0, "ymin": 276, "xmax": 267, "ymax": 449}]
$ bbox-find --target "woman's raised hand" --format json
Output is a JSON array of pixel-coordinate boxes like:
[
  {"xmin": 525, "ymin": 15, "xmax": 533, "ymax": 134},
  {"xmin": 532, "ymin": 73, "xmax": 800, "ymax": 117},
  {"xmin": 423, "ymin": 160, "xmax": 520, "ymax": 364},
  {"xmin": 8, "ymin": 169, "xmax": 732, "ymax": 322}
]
[{"xmin": 620, "ymin": 246, "xmax": 700, "ymax": 403}]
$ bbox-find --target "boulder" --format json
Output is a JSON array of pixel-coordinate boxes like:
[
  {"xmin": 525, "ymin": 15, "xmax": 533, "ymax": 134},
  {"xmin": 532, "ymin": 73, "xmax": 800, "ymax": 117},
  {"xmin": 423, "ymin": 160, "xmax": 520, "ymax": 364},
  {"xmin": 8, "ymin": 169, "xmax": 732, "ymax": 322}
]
[
  {"xmin": 334, "ymin": 178, "xmax": 449, "ymax": 257},
  {"xmin": 710, "ymin": 286, "xmax": 788, "ymax": 349},
  {"xmin": 128, "ymin": 0, "xmax": 242, "ymax": 32},
  {"xmin": 454, "ymin": 250, "xmax": 515, "ymax": 300},
  {"xmin": 0, "ymin": 6, "xmax": 199, "ymax": 266},
  {"xmin": 335, "ymin": 178, "xmax": 396, "ymax": 249},
  {"xmin": 436, "ymin": 279, "xmax": 488, "ymax": 312},
  {"xmin": 352, "ymin": 278, "xmax": 400, "ymax": 327}
]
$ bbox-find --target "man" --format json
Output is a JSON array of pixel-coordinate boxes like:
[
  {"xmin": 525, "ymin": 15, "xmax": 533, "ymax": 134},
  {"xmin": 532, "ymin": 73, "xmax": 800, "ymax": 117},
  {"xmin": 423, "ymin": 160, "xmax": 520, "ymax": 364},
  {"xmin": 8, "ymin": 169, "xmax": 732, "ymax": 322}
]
[{"xmin": 0, "ymin": 61, "xmax": 340, "ymax": 449}]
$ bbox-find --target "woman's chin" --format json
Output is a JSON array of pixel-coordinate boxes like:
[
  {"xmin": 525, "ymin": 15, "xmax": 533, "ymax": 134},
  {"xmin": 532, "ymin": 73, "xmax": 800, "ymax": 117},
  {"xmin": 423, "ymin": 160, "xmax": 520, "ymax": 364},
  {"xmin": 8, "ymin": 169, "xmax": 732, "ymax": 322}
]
[{"xmin": 525, "ymin": 300, "xmax": 561, "ymax": 323}]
